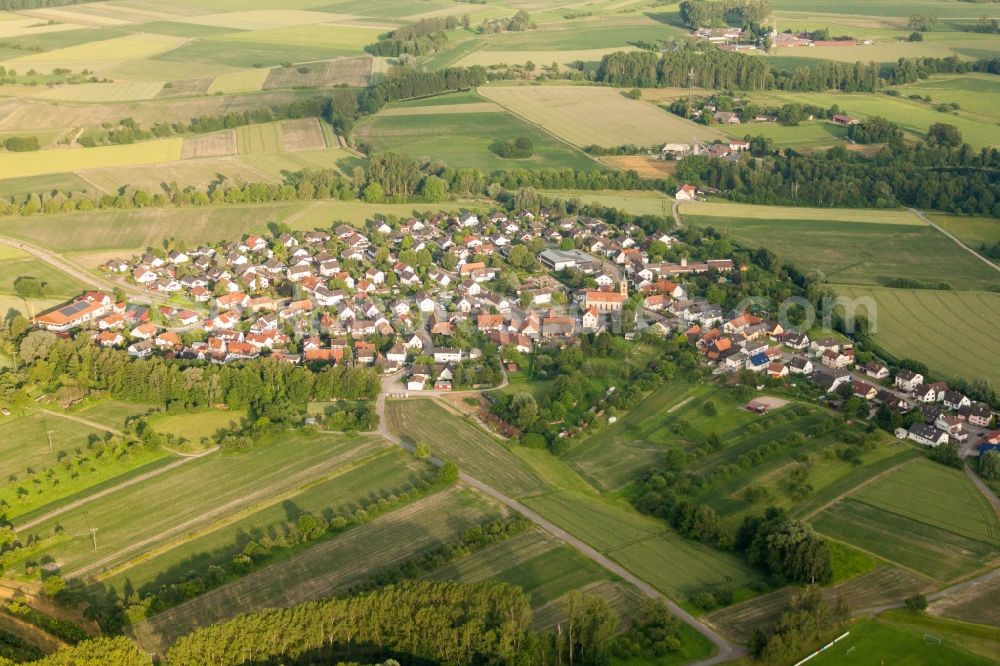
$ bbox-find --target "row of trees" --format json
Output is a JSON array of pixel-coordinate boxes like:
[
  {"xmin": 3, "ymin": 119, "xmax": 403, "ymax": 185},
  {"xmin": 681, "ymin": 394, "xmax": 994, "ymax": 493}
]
[
  {"xmin": 364, "ymin": 16, "xmax": 463, "ymax": 57},
  {"xmin": 678, "ymin": 0, "xmax": 772, "ymax": 28},
  {"xmin": 677, "ymin": 127, "xmax": 1000, "ymax": 216},
  {"xmin": 600, "ymin": 48, "xmax": 1000, "ymax": 92}
]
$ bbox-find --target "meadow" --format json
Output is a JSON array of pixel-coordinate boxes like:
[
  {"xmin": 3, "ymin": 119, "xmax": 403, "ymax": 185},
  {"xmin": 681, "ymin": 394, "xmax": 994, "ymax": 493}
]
[
  {"xmin": 0, "ymin": 250, "xmax": 87, "ymax": 300},
  {"xmin": 812, "ymin": 460, "xmax": 1000, "ymax": 581},
  {"xmin": 680, "ymin": 203, "xmax": 999, "ymax": 291},
  {"xmin": 355, "ymin": 108, "xmax": 600, "ymax": 171},
  {"xmin": 926, "ymin": 214, "xmax": 1000, "ymax": 253},
  {"xmin": 385, "ymin": 399, "xmax": 545, "ymax": 497},
  {"xmin": 74, "ymin": 400, "xmax": 157, "ymax": 431},
  {"xmin": 480, "ymin": 85, "xmax": 732, "ymax": 148},
  {"xmin": 147, "ymin": 410, "xmax": 247, "ymax": 443},
  {"xmin": 127, "ymin": 487, "xmax": 507, "ymax": 654},
  {"xmin": 836, "ymin": 286, "xmax": 1000, "ymax": 387}
]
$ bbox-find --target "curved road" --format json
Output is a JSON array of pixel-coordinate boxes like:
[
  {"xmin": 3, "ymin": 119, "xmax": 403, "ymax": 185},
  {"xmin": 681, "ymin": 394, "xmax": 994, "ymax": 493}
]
[{"xmin": 375, "ymin": 373, "xmax": 743, "ymax": 665}]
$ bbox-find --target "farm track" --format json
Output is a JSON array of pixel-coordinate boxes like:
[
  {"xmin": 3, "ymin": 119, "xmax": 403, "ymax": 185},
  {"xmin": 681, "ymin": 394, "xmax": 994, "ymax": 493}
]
[
  {"xmin": 911, "ymin": 208, "xmax": 1000, "ymax": 273},
  {"xmin": 375, "ymin": 374, "xmax": 744, "ymax": 665}
]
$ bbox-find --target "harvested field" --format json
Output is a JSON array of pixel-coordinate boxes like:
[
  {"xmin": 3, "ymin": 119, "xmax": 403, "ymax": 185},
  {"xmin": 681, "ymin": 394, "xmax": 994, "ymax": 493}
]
[
  {"xmin": 27, "ymin": 81, "xmax": 165, "ymax": 103},
  {"xmin": 0, "ymin": 139, "xmax": 183, "ymax": 179},
  {"xmin": 178, "ymin": 9, "xmax": 353, "ymax": 30},
  {"xmin": 281, "ymin": 118, "xmax": 326, "ymax": 152},
  {"xmin": 930, "ymin": 577, "xmax": 1000, "ymax": 627},
  {"xmin": 377, "ymin": 102, "xmax": 503, "ymax": 116},
  {"xmin": 0, "ymin": 17, "xmax": 89, "ymax": 38},
  {"xmin": 262, "ymin": 56, "xmax": 373, "ymax": 89},
  {"xmin": 1, "ymin": 34, "xmax": 187, "ymax": 71},
  {"xmin": 601, "ymin": 155, "xmax": 676, "ymax": 177},
  {"xmin": 480, "ymin": 85, "xmax": 731, "ymax": 148},
  {"xmin": 127, "ymin": 487, "xmax": 505, "ymax": 655},
  {"xmin": 156, "ymin": 78, "xmax": 213, "ymax": 98},
  {"xmin": 458, "ymin": 48, "xmax": 637, "ymax": 68},
  {"xmin": 180, "ymin": 130, "xmax": 238, "ymax": 159},
  {"xmin": 78, "ymin": 157, "xmax": 275, "ymax": 194}
]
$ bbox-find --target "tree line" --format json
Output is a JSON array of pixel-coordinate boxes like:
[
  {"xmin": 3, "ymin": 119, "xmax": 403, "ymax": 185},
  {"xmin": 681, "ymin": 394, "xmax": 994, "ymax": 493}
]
[
  {"xmin": 679, "ymin": 0, "xmax": 772, "ymax": 28},
  {"xmin": 677, "ymin": 126, "xmax": 1000, "ymax": 217},
  {"xmin": 365, "ymin": 16, "xmax": 464, "ymax": 57}
]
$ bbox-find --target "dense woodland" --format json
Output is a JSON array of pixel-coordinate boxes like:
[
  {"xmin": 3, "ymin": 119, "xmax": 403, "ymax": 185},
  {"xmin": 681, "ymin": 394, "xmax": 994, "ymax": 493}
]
[{"xmin": 678, "ymin": 0, "xmax": 772, "ymax": 28}]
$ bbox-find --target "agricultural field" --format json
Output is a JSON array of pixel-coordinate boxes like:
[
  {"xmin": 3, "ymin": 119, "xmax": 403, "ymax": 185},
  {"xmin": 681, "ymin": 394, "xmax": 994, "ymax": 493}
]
[
  {"xmin": 812, "ymin": 460, "xmax": 1000, "ymax": 581},
  {"xmin": 355, "ymin": 106, "xmax": 600, "ymax": 171},
  {"xmin": 262, "ymin": 56, "xmax": 374, "ymax": 89},
  {"xmin": 180, "ymin": 130, "xmax": 237, "ymax": 159},
  {"xmin": 738, "ymin": 119, "xmax": 849, "ymax": 150},
  {"xmin": 480, "ymin": 85, "xmax": 732, "ymax": 148},
  {"xmin": 926, "ymin": 214, "xmax": 1000, "ymax": 254},
  {"xmin": 281, "ymin": 117, "xmax": 327, "ymax": 152},
  {"xmin": 680, "ymin": 202, "xmax": 999, "ymax": 291},
  {"xmin": 205, "ymin": 69, "xmax": 269, "ymax": 95},
  {"xmin": 147, "ymin": 410, "xmax": 247, "ymax": 444},
  {"xmin": 235, "ymin": 121, "xmax": 284, "ymax": 154},
  {"xmin": 0, "ymin": 245, "xmax": 87, "ymax": 300},
  {"xmin": 0, "ymin": 138, "xmax": 184, "ymax": 180},
  {"xmin": 836, "ymin": 286, "xmax": 1000, "ymax": 387},
  {"xmin": 2, "ymin": 33, "xmax": 188, "ymax": 73},
  {"xmin": 127, "ymin": 486, "xmax": 507, "ymax": 654},
  {"xmin": 385, "ymin": 399, "xmax": 545, "ymax": 497},
  {"xmin": 74, "ymin": 400, "xmax": 157, "ymax": 431},
  {"xmin": 540, "ymin": 189, "xmax": 673, "ymax": 216},
  {"xmin": 11, "ymin": 432, "xmax": 388, "ymax": 577}
]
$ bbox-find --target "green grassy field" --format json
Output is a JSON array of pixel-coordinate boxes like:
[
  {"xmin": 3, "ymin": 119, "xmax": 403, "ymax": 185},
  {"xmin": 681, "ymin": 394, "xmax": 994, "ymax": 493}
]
[
  {"xmin": 809, "ymin": 615, "xmax": 995, "ymax": 666},
  {"xmin": 739, "ymin": 120, "xmax": 849, "ymax": 149},
  {"xmin": 813, "ymin": 460, "xmax": 1000, "ymax": 581},
  {"xmin": 127, "ymin": 486, "xmax": 506, "ymax": 654},
  {"xmin": 74, "ymin": 401, "xmax": 157, "ymax": 431},
  {"xmin": 681, "ymin": 204, "xmax": 998, "ymax": 291},
  {"xmin": 13, "ymin": 433, "xmax": 387, "ymax": 577},
  {"xmin": 235, "ymin": 122, "xmax": 284, "ymax": 154},
  {"xmin": 147, "ymin": 410, "xmax": 247, "ymax": 443},
  {"xmin": 385, "ymin": 399, "xmax": 545, "ymax": 497},
  {"xmin": 525, "ymin": 490, "xmax": 762, "ymax": 599},
  {"xmin": 926, "ymin": 214, "xmax": 1000, "ymax": 253},
  {"xmin": 836, "ymin": 286, "xmax": 1000, "ymax": 387},
  {"xmin": 206, "ymin": 69, "xmax": 269, "ymax": 94},
  {"xmin": 0, "ymin": 252, "xmax": 88, "ymax": 300},
  {"xmin": 539, "ymin": 190, "xmax": 673, "ymax": 217},
  {"xmin": 355, "ymin": 109, "xmax": 600, "ymax": 171}
]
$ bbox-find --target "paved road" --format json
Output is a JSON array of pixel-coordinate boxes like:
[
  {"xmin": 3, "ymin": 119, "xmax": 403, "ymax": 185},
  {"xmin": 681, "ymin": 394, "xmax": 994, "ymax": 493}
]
[
  {"xmin": 910, "ymin": 208, "xmax": 1000, "ymax": 274},
  {"xmin": 374, "ymin": 374, "xmax": 744, "ymax": 665}
]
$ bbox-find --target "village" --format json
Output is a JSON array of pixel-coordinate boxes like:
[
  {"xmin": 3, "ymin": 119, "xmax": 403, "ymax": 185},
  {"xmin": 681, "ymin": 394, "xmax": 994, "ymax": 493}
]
[{"xmin": 30, "ymin": 205, "xmax": 997, "ymax": 455}]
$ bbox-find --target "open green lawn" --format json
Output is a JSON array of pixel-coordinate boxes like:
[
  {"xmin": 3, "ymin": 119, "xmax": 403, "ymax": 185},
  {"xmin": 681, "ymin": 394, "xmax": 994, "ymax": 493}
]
[
  {"xmin": 809, "ymin": 614, "xmax": 995, "ymax": 666},
  {"xmin": 147, "ymin": 410, "xmax": 247, "ymax": 444},
  {"xmin": 0, "ymin": 254, "xmax": 88, "ymax": 299},
  {"xmin": 836, "ymin": 285, "xmax": 1000, "ymax": 387},
  {"xmin": 14, "ymin": 433, "xmax": 387, "ymax": 577},
  {"xmin": 890, "ymin": 74, "xmax": 1000, "ymax": 125},
  {"xmin": 681, "ymin": 204, "xmax": 999, "ymax": 291},
  {"xmin": 101, "ymin": 447, "xmax": 434, "ymax": 594},
  {"xmin": 385, "ymin": 399, "xmax": 545, "ymax": 497},
  {"xmin": 74, "ymin": 401, "xmax": 157, "ymax": 431},
  {"xmin": 812, "ymin": 460, "xmax": 1000, "ymax": 581},
  {"xmin": 127, "ymin": 486, "xmax": 505, "ymax": 655},
  {"xmin": 0, "ymin": 413, "xmax": 108, "ymax": 485},
  {"xmin": 355, "ymin": 110, "xmax": 600, "ymax": 171},
  {"xmin": 740, "ymin": 120, "xmax": 849, "ymax": 149},
  {"xmin": 538, "ymin": 190, "xmax": 673, "ymax": 217},
  {"xmin": 926, "ymin": 214, "xmax": 1000, "ymax": 253}
]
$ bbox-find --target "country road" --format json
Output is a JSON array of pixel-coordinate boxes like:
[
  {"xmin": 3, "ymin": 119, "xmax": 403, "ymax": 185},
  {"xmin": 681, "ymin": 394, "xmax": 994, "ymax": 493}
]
[{"xmin": 374, "ymin": 373, "xmax": 744, "ymax": 665}]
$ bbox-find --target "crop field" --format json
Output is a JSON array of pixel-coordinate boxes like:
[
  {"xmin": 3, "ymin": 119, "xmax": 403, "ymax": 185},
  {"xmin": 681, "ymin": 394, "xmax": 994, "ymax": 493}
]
[
  {"xmin": 385, "ymin": 399, "xmax": 545, "ymax": 497},
  {"xmin": 239, "ymin": 147, "xmax": 360, "ymax": 178},
  {"xmin": 26, "ymin": 81, "xmax": 166, "ymax": 103},
  {"xmin": 0, "ymin": 203, "xmax": 303, "ymax": 254},
  {"xmin": 424, "ymin": 529, "xmax": 611, "ymax": 608},
  {"xmin": 263, "ymin": 56, "xmax": 373, "ymax": 89},
  {"xmin": 210, "ymin": 23, "xmax": 382, "ymax": 52},
  {"xmin": 180, "ymin": 130, "xmax": 237, "ymax": 159},
  {"xmin": 541, "ymin": 189, "xmax": 673, "ymax": 216},
  {"xmin": 281, "ymin": 118, "xmax": 326, "ymax": 151},
  {"xmin": 740, "ymin": 120, "xmax": 849, "ymax": 149},
  {"xmin": 127, "ymin": 487, "xmax": 506, "ymax": 654},
  {"xmin": 836, "ymin": 286, "xmax": 1000, "ymax": 387},
  {"xmin": 2, "ymin": 33, "xmax": 188, "ymax": 72},
  {"xmin": 680, "ymin": 203, "xmax": 999, "ymax": 291},
  {"xmin": 0, "ymin": 172, "xmax": 93, "ymax": 198},
  {"xmin": 77, "ymin": 157, "xmax": 276, "ymax": 195},
  {"xmin": 101, "ymin": 448, "xmax": 435, "ymax": 594},
  {"xmin": 525, "ymin": 490, "xmax": 761, "ymax": 598},
  {"xmin": 480, "ymin": 85, "xmax": 731, "ymax": 148},
  {"xmin": 236, "ymin": 121, "xmax": 284, "ymax": 154},
  {"xmin": 177, "ymin": 9, "xmax": 352, "ymax": 30},
  {"xmin": 147, "ymin": 410, "xmax": 248, "ymax": 443},
  {"xmin": 0, "ymin": 138, "xmax": 183, "ymax": 179},
  {"xmin": 205, "ymin": 68, "xmax": 270, "ymax": 95},
  {"xmin": 13, "ymin": 433, "xmax": 388, "ymax": 577},
  {"xmin": 890, "ymin": 74, "xmax": 1000, "ymax": 124},
  {"xmin": 930, "ymin": 578, "xmax": 1000, "ymax": 628},
  {"xmin": 356, "ymin": 108, "xmax": 599, "ymax": 171},
  {"xmin": 813, "ymin": 460, "xmax": 1000, "ymax": 581},
  {"xmin": 0, "ymin": 16, "xmax": 90, "ymax": 38}
]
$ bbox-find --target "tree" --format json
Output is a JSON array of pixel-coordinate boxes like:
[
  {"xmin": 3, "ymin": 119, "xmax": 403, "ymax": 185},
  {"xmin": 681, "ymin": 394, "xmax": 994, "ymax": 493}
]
[
  {"xmin": 13, "ymin": 276, "xmax": 46, "ymax": 299},
  {"xmin": 414, "ymin": 441, "xmax": 431, "ymax": 460},
  {"xmin": 419, "ymin": 175, "xmax": 448, "ymax": 202},
  {"xmin": 362, "ymin": 182, "xmax": 384, "ymax": 203},
  {"xmin": 979, "ymin": 450, "xmax": 1000, "ymax": 480},
  {"xmin": 926, "ymin": 122, "xmax": 962, "ymax": 147},
  {"xmin": 908, "ymin": 31, "xmax": 923, "ymax": 42},
  {"xmin": 904, "ymin": 594, "xmax": 928, "ymax": 611},
  {"xmin": 437, "ymin": 461, "xmax": 459, "ymax": 483},
  {"xmin": 42, "ymin": 575, "xmax": 66, "ymax": 598},
  {"xmin": 908, "ymin": 13, "xmax": 937, "ymax": 32},
  {"xmin": 510, "ymin": 392, "xmax": 539, "ymax": 430}
]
